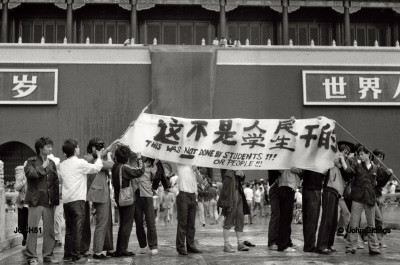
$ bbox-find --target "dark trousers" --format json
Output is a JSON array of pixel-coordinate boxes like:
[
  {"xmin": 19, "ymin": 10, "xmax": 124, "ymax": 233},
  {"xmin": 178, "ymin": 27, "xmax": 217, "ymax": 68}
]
[
  {"xmin": 316, "ymin": 190, "xmax": 338, "ymax": 251},
  {"xmin": 18, "ymin": 207, "xmax": 29, "ymax": 241},
  {"xmin": 92, "ymin": 200, "xmax": 112, "ymax": 253},
  {"xmin": 268, "ymin": 184, "xmax": 279, "ymax": 246},
  {"xmin": 103, "ymin": 201, "xmax": 114, "ymax": 251},
  {"xmin": 302, "ymin": 189, "xmax": 321, "ymax": 252},
  {"xmin": 176, "ymin": 191, "xmax": 197, "ymax": 252},
  {"xmin": 116, "ymin": 203, "xmax": 135, "ymax": 253},
  {"xmin": 64, "ymin": 200, "xmax": 85, "ymax": 261},
  {"xmin": 81, "ymin": 201, "xmax": 91, "ymax": 254},
  {"xmin": 134, "ymin": 196, "xmax": 158, "ymax": 249},
  {"xmin": 277, "ymin": 186, "xmax": 294, "ymax": 251}
]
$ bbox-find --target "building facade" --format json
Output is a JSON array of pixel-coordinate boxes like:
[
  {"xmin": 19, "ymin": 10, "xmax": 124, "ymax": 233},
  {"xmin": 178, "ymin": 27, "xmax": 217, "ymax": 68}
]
[
  {"xmin": 0, "ymin": 0, "xmax": 400, "ymax": 185},
  {"xmin": 1, "ymin": 0, "xmax": 400, "ymax": 46}
]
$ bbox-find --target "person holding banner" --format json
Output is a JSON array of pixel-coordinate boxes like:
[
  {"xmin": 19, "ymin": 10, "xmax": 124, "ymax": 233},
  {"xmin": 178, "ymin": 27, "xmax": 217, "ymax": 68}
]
[
  {"xmin": 175, "ymin": 164, "xmax": 204, "ymax": 256},
  {"xmin": 134, "ymin": 157, "xmax": 167, "ymax": 256},
  {"xmin": 110, "ymin": 145, "xmax": 145, "ymax": 257},
  {"xmin": 267, "ymin": 170, "xmax": 281, "ymax": 250},
  {"xmin": 277, "ymin": 169, "xmax": 301, "ymax": 252},
  {"xmin": 83, "ymin": 138, "xmax": 115, "ymax": 259},
  {"xmin": 301, "ymin": 169, "xmax": 325, "ymax": 253},
  {"xmin": 340, "ymin": 146, "xmax": 393, "ymax": 255},
  {"xmin": 59, "ymin": 139, "xmax": 104, "ymax": 264},
  {"xmin": 316, "ymin": 158, "xmax": 349, "ymax": 254},
  {"xmin": 218, "ymin": 169, "xmax": 255, "ymax": 253}
]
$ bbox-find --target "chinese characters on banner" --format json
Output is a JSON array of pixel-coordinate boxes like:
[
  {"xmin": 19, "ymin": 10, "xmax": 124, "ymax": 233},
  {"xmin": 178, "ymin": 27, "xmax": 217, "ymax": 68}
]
[
  {"xmin": 303, "ymin": 71, "xmax": 400, "ymax": 105},
  {"xmin": 120, "ymin": 113, "xmax": 338, "ymax": 173},
  {"xmin": 0, "ymin": 69, "xmax": 58, "ymax": 104}
]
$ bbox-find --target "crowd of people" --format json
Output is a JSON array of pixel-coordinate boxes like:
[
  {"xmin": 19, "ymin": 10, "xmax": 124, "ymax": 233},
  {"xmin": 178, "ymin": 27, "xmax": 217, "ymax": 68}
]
[
  {"xmin": 13, "ymin": 136, "xmax": 396, "ymax": 264},
  {"xmin": 266, "ymin": 144, "xmax": 394, "ymax": 256}
]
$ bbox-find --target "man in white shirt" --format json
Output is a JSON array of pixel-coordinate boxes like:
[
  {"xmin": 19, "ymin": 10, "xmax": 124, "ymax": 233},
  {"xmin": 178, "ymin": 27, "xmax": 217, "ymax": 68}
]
[
  {"xmin": 58, "ymin": 139, "xmax": 104, "ymax": 264},
  {"xmin": 175, "ymin": 164, "xmax": 204, "ymax": 256},
  {"xmin": 243, "ymin": 183, "xmax": 254, "ymax": 224}
]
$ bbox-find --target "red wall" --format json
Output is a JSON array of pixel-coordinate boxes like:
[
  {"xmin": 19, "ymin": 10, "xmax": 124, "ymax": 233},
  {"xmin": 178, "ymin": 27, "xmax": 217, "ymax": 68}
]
[{"xmin": 0, "ymin": 63, "xmax": 151, "ymax": 158}]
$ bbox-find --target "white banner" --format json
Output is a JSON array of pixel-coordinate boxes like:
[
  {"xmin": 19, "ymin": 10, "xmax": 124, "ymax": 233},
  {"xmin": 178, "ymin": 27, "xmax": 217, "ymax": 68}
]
[{"xmin": 120, "ymin": 113, "xmax": 339, "ymax": 173}]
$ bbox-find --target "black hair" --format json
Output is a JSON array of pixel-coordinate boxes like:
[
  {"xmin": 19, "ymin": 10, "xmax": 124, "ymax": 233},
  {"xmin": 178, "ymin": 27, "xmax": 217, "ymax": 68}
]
[
  {"xmin": 339, "ymin": 144, "xmax": 351, "ymax": 153},
  {"xmin": 34, "ymin": 137, "xmax": 53, "ymax": 155},
  {"xmin": 114, "ymin": 145, "xmax": 132, "ymax": 164},
  {"xmin": 86, "ymin": 137, "xmax": 105, "ymax": 154},
  {"xmin": 357, "ymin": 145, "xmax": 370, "ymax": 156},
  {"xmin": 373, "ymin": 148, "xmax": 385, "ymax": 161},
  {"xmin": 62, "ymin": 139, "xmax": 78, "ymax": 158}
]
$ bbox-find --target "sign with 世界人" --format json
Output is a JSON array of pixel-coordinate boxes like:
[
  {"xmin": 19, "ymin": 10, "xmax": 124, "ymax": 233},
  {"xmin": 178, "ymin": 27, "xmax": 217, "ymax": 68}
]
[
  {"xmin": 303, "ymin": 70, "xmax": 400, "ymax": 106},
  {"xmin": 0, "ymin": 69, "xmax": 58, "ymax": 105}
]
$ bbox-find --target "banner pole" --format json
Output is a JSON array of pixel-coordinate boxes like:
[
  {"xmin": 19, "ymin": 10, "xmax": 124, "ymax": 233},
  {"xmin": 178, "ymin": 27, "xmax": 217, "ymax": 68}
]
[
  {"xmin": 335, "ymin": 121, "xmax": 399, "ymax": 182},
  {"xmin": 119, "ymin": 100, "xmax": 153, "ymax": 138}
]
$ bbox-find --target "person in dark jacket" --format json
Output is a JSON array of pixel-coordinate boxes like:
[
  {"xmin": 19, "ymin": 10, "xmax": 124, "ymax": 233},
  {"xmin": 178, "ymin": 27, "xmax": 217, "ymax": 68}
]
[
  {"xmin": 24, "ymin": 137, "xmax": 59, "ymax": 265},
  {"xmin": 83, "ymin": 138, "xmax": 115, "ymax": 259},
  {"xmin": 217, "ymin": 169, "xmax": 254, "ymax": 253},
  {"xmin": 111, "ymin": 145, "xmax": 145, "ymax": 256},
  {"xmin": 341, "ymin": 146, "xmax": 392, "ymax": 255}
]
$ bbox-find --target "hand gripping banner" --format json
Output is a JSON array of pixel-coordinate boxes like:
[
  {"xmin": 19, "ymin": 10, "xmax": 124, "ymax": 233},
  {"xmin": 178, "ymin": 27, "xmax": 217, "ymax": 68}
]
[{"xmin": 120, "ymin": 114, "xmax": 338, "ymax": 173}]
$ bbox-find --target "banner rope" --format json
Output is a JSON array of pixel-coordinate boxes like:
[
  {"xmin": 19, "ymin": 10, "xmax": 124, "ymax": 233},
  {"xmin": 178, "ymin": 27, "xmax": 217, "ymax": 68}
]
[{"xmin": 335, "ymin": 121, "xmax": 398, "ymax": 182}]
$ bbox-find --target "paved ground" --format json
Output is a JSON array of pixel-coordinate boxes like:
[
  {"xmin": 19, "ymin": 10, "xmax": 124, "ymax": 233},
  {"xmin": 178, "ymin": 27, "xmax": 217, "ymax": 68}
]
[{"xmin": 1, "ymin": 212, "xmax": 400, "ymax": 265}]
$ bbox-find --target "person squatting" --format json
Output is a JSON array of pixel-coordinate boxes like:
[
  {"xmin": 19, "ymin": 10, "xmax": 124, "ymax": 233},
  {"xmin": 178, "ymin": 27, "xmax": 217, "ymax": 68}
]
[{"xmin": 18, "ymin": 135, "xmax": 394, "ymax": 264}]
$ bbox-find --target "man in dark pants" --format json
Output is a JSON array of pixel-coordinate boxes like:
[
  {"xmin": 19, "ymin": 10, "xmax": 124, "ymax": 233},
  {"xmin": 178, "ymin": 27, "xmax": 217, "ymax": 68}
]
[
  {"xmin": 267, "ymin": 170, "xmax": 281, "ymax": 250},
  {"xmin": 80, "ymin": 202, "xmax": 92, "ymax": 256},
  {"xmin": 175, "ymin": 164, "xmax": 204, "ymax": 255},
  {"xmin": 134, "ymin": 158, "xmax": 168, "ymax": 255},
  {"xmin": 24, "ymin": 137, "xmax": 59, "ymax": 265},
  {"xmin": 302, "ymin": 169, "xmax": 324, "ymax": 252},
  {"xmin": 59, "ymin": 139, "xmax": 104, "ymax": 264},
  {"xmin": 84, "ymin": 138, "xmax": 115, "ymax": 259},
  {"xmin": 111, "ymin": 145, "xmax": 145, "ymax": 257},
  {"xmin": 316, "ymin": 158, "xmax": 350, "ymax": 254},
  {"xmin": 277, "ymin": 169, "xmax": 301, "ymax": 252}
]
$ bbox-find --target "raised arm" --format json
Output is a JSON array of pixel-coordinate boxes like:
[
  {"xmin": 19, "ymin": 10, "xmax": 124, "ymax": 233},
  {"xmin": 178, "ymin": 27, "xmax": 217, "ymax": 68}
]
[
  {"xmin": 102, "ymin": 152, "xmax": 114, "ymax": 170},
  {"xmin": 192, "ymin": 166, "xmax": 204, "ymax": 184},
  {"xmin": 122, "ymin": 157, "xmax": 145, "ymax": 179}
]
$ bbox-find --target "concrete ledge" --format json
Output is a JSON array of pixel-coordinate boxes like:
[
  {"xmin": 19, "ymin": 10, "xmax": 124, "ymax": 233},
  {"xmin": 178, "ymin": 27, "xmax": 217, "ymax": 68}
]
[{"xmin": 0, "ymin": 44, "xmax": 151, "ymax": 64}]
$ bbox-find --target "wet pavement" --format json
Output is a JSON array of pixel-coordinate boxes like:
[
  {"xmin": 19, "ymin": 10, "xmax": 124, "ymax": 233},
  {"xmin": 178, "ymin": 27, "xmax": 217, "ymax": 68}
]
[{"xmin": 1, "ymin": 212, "xmax": 400, "ymax": 265}]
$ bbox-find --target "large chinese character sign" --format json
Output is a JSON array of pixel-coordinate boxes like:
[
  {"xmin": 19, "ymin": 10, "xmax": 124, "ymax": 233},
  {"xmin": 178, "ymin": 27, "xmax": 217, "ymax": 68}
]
[
  {"xmin": 120, "ymin": 113, "xmax": 338, "ymax": 173},
  {"xmin": 0, "ymin": 69, "xmax": 58, "ymax": 104},
  {"xmin": 303, "ymin": 71, "xmax": 400, "ymax": 106}
]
